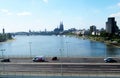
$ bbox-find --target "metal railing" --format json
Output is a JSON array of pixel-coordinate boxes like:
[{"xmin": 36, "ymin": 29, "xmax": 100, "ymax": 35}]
[{"xmin": 0, "ymin": 71, "xmax": 120, "ymax": 78}]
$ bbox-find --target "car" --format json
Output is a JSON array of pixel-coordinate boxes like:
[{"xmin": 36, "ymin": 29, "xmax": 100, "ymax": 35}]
[
  {"xmin": 32, "ymin": 56, "xmax": 45, "ymax": 62},
  {"xmin": 104, "ymin": 57, "xmax": 117, "ymax": 63},
  {"xmin": 1, "ymin": 58, "xmax": 10, "ymax": 62},
  {"xmin": 52, "ymin": 57, "xmax": 58, "ymax": 61}
]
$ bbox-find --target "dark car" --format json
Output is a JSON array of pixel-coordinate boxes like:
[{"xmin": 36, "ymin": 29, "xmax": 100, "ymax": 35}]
[
  {"xmin": 52, "ymin": 57, "xmax": 58, "ymax": 61},
  {"xmin": 104, "ymin": 57, "xmax": 117, "ymax": 63},
  {"xmin": 1, "ymin": 58, "xmax": 10, "ymax": 62}
]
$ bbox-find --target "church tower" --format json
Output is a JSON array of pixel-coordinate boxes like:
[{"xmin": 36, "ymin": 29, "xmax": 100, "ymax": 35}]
[
  {"xmin": 59, "ymin": 21, "xmax": 64, "ymax": 32},
  {"xmin": 3, "ymin": 28, "xmax": 5, "ymax": 34}
]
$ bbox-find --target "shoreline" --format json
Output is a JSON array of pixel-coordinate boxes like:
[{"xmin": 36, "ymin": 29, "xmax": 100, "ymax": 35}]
[
  {"xmin": 79, "ymin": 36, "xmax": 120, "ymax": 48},
  {"xmin": 0, "ymin": 38, "xmax": 15, "ymax": 43}
]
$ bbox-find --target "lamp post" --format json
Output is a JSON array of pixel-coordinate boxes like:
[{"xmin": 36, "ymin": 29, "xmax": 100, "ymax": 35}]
[
  {"xmin": 59, "ymin": 49, "xmax": 63, "ymax": 76},
  {"xmin": 66, "ymin": 42, "xmax": 69, "ymax": 57},
  {"xmin": 0, "ymin": 49, "xmax": 5, "ymax": 73},
  {"xmin": 104, "ymin": 46, "xmax": 107, "ymax": 58},
  {"xmin": 0, "ymin": 49, "xmax": 5, "ymax": 59},
  {"xmin": 29, "ymin": 42, "xmax": 32, "ymax": 58}
]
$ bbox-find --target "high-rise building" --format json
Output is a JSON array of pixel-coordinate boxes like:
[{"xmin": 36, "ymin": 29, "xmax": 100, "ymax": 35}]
[
  {"xmin": 106, "ymin": 17, "xmax": 119, "ymax": 34},
  {"xmin": 90, "ymin": 25, "xmax": 96, "ymax": 35}
]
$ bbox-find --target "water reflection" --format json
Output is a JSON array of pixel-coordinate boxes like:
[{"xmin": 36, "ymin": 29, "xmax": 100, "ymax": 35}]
[
  {"xmin": 0, "ymin": 35, "xmax": 120, "ymax": 57},
  {"xmin": 106, "ymin": 45, "xmax": 120, "ymax": 57}
]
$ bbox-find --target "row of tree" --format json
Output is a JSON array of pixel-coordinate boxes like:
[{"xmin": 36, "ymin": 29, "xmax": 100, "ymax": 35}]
[{"xmin": 0, "ymin": 33, "xmax": 12, "ymax": 42}]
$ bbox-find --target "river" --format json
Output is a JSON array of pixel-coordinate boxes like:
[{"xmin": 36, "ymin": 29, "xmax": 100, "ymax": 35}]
[{"xmin": 0, "ymin": 35, "xmax": 120, "ymax": 57}]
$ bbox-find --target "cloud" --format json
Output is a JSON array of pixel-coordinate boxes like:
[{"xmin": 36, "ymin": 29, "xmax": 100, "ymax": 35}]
[
  {"xmin": 17, "ymin": 12, "xmax": 32, "ymax": 16},
  {"xmin": 117, "ymin": 2, "xmax": 120, "ymax": 7},
  {"xmin": 43, "ymin": 0, "xmax": 48, "ymax": 3},
  {"xmin": 0, "ymin": 9, "xmax": 12, "ymax": 15},
  {"xmin": 0, "ymin": 9, "xmax": 32, "ymax": 16},
  {"xmin": 110, "ymin": 12, "xmax": 120, "ymax": 18},
  {"xmin": 0, "ymin": 9, "xmax": 9, "ymax": 13},
  {"xmin": 109, "ymin": 2, "xmax": 120, "ymax": 18},
  {"xmin": 110, "ymin": 12, "xmax": 120, "ymax": 26},
  {"xmin": 6, "ymin": 12, "xmax": 12, "ymax": 15},
  {"xmin": 107, "ymin": 2, "xmax": 120, "ymax": 10}
]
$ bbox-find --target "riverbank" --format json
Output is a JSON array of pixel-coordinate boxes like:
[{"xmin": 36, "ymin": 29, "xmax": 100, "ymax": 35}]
[
  {"xmin": 79, "ymin": 36, "xmax": 120, "ymax": 48},
  {"xmin": 0, "ymin": 33, "xmax": 13, "ymax": 42}
]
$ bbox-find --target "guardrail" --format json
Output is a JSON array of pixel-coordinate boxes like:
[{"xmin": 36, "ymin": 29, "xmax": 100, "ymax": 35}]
[{"xmin": 0, "ymin": 71, "xmax": 120, "ymax": 78}]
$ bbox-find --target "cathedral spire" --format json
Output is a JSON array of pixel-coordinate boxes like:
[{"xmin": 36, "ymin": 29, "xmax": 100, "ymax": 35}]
[
  {"xmin": 3, "ymin": 28, "xmax": 5, "ymax": 34},
  {"xmin": 59, "ymin": 21, "xmax": 64, "ymax": 31}
]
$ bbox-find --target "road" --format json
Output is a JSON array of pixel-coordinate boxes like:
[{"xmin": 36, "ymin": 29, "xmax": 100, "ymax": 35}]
[
  {"xmin": 0, "ymin": 57, "xmax": 120, "ymax": 76},
  {"xmin": 0, "ymin": 63, "xmax": 120, "ymax": 75},
  {"xmin": 6, "ymin": 57, "xmax": 120, "ymax": 63}
]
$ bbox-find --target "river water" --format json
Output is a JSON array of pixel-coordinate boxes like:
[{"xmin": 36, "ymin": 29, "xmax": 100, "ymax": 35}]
[{"xmin": 0, "ymin": 35, "xmax": 120, "ymax": 57}]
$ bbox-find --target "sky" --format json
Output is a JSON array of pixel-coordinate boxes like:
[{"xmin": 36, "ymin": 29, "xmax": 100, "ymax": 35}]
[{"xmin": 0, "ymin": 0, "xmax": 120, "ymax": 33}]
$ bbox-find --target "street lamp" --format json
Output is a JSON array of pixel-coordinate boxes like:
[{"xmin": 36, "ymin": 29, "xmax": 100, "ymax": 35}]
[
  {"xmin": 0, "ymin": 49, "xmax": 5, "ymax": 59},
  {"xmin": 29, "ymin": 42, "xmax": 32, "ymax": 58},
  {"xmin": 0, "ymin": 49, "xmax": 5, "ymax": 73},
  {"xmin": 105, "ymin": 45, "xmax": 107, "ymax": 58},
  {"xmin": 59, "ymin": 49, "xmax": 63, "ymax": 76},
  {"xmin": 66, "ymin": 42, "xmax": 69, "ymax": 57}
]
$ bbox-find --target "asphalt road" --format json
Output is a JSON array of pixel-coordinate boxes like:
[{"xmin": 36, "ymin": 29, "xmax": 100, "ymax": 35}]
[
  {"xmin": 0, "ymin": 57, "xmax": 120, "ymax": 76},
  {"xmin": 0, "ymin": 63, "xmax": 120, "ymax": 74},
  {"xmin": 5, "ymin": 57, "xmax": 120, "ymax": 63}
]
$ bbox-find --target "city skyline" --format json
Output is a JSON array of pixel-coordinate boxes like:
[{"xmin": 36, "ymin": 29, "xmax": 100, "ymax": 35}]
[{"xmin": 0, "ymin": 0, "xmax": 120, "ymax": 33}]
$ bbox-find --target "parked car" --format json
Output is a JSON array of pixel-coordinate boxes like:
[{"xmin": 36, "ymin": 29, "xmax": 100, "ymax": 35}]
[
  {"xmin": 104, "ymin": 57, "xmax": 117, "ymax": 63},
  {"xmin": 1, "ymin": 58, "xmax": 10, "ymax": 62},
  {"xmin": 32, "ymin": 56, "xmax": 45, "ymax": 62}
]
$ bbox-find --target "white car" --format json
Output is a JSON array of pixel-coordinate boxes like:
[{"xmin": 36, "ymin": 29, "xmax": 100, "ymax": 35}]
[{"xmin": 32, "ymin": 56, "xmax": 45, "ymax": 62}]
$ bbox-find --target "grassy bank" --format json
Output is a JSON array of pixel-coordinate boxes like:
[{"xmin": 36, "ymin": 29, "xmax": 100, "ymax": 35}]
[
  {"xmin": 86, "ymin": 36, "xmax": 120, "ymax": 48},
  {"xmin": 66, "ymin": 33, "xmax": 120, "ymax": 48}
]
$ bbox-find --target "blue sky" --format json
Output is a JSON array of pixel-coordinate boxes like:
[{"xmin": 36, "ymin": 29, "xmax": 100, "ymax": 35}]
[{"xmin": 0, "ymin": 0, "xmax": 120, "ymax": 32}]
